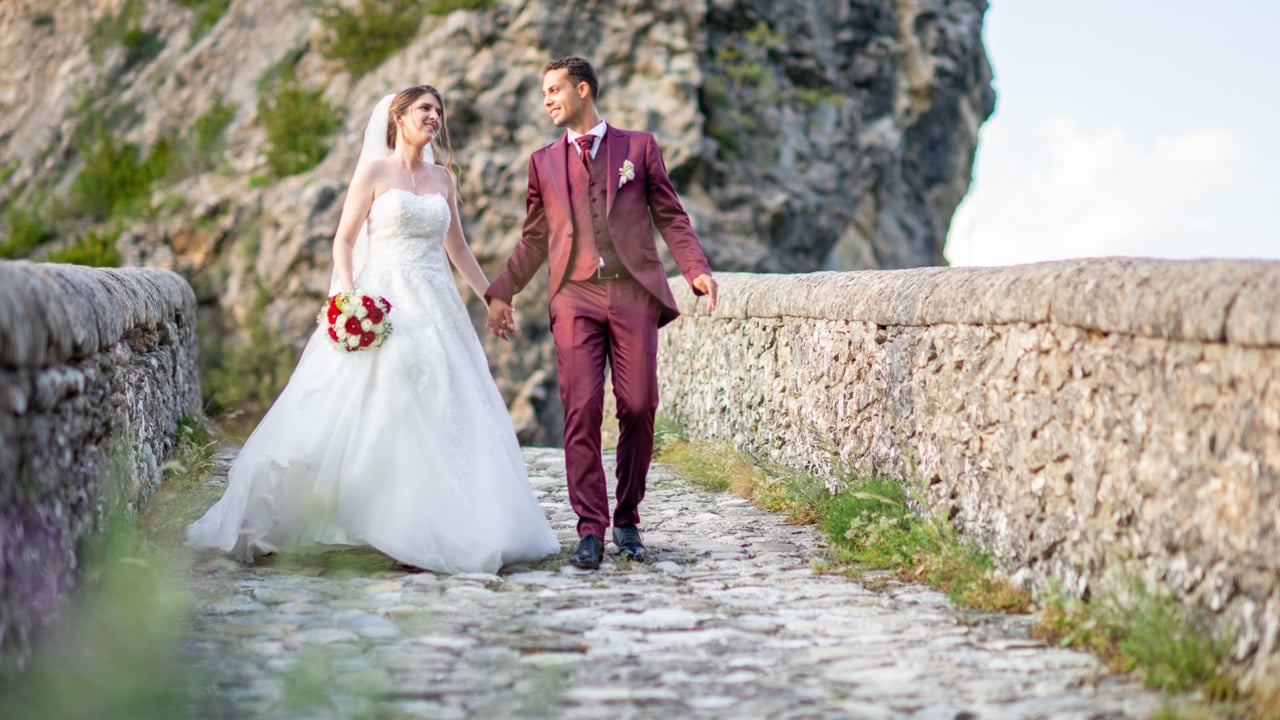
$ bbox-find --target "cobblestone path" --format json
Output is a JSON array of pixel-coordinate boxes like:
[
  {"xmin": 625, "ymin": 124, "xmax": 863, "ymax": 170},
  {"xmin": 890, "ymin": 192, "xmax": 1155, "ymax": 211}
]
[{"xmin": 183, "ymin": 448, "xmax": 1163, "ymax": 719}]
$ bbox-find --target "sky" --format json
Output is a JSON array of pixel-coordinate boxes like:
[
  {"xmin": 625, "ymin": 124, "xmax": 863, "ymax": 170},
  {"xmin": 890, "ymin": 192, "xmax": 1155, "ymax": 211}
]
[{"xmin": 944, "ymin": 1, "xmax": 1280, "ymax": 266}]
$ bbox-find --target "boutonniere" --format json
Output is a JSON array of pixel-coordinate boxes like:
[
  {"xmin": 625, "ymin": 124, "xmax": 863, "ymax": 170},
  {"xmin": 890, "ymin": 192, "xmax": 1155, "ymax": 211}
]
[{"xmin": 618, "ymin": 159, "xmax": 635, "ymax": 188}]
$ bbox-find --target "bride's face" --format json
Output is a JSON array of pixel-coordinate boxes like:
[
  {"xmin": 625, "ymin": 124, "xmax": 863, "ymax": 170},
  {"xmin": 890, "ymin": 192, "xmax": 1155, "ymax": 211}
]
[{"xmin": 398, "ymin": 95, "xmax": 443, "ymax": 147}]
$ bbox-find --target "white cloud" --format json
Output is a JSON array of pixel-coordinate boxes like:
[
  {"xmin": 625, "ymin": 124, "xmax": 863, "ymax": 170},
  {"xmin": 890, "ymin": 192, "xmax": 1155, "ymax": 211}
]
[{"xmin": 945, "ymin": 116, "xmax": 1267, "ymax": 266}]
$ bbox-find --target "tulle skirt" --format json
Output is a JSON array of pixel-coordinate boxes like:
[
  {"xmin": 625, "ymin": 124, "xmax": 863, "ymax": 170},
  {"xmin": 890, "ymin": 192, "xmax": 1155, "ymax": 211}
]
[{"xmin": 187, "ymin": 255, "xmax": 561, "ymax": 574}]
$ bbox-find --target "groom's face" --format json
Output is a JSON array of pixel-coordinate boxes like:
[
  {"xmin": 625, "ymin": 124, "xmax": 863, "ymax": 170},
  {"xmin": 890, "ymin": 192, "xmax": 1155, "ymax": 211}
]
[{"xmin": 542, "ymin": 68, "xmax": 588, "ymax": 129}]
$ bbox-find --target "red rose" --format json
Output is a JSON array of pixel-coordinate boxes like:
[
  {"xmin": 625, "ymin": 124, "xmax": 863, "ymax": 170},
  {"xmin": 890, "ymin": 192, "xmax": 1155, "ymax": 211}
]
[
  {"xmin": 327, "ymin": 305, "xmax": 341, "ymax": 323},
  {"xmin": 359, "ymin": 332, "xmax": 375, "ymax": 347},
  {"xmin": 367, "ymin": 307, "xmax": 383, "ymax": 324},
  {"xmin": 361, "ymin": 295, "xmax": 377, "ymax": 311},
  {"xmin": 382, "ymin": 298, "xmax": 392, "ymax": 311},
  {"xmin": 344, "ymin": 317, "xmax": 363, "ymax": 334},
  {"xmin": 328, "ymin": 328, "xmax": 339, "ymax": 342}
]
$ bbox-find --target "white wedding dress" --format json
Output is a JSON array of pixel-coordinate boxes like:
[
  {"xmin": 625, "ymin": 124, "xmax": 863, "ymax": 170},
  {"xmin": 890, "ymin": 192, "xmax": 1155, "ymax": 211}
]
[{"xmin": 187, "ymin": 189, "xmax": 561, "ymax": 573}]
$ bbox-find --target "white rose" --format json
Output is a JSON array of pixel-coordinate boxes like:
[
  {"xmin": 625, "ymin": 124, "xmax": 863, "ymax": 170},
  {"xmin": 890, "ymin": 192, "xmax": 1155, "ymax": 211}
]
[
  {"xmin": 355, "ymin": 306, "xmax": 368, "ymax": 319},
  {"xmin": 346, "ymin": 336, "xmax": 360, "ymax": 348},
  {"xmin": 336, "ymin": 327, "xmax": 348, "ymax": 339},
  {"xmin": 361, "ymin": 319, "xmax": 372, "ymax": 331}
]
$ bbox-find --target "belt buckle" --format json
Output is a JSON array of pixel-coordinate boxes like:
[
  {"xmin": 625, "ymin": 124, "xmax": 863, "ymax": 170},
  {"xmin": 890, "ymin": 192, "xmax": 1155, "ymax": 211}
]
[{"xmin": 596, "ymin": 265, "xmax": 623, "ymax": 281}]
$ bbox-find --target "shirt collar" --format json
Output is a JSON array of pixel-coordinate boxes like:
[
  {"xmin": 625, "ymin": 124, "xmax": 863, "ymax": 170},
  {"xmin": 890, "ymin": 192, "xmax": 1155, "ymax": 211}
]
[{"xmin": 566, "ymin": 121, "xmax": 607, "ymax": 148}]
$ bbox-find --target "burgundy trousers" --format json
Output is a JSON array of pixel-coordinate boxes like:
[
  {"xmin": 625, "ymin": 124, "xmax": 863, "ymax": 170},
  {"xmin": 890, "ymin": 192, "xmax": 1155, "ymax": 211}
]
[{"xmin": 549, "ymin": 277, "xmax": 660, "ymax": 540}]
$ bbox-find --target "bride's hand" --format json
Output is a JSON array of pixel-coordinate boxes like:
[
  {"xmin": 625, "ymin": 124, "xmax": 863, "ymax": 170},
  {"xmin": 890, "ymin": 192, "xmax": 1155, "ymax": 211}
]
[{"xmin": 486, "ymin": 299, "xmax": 515, "ymax": 340}]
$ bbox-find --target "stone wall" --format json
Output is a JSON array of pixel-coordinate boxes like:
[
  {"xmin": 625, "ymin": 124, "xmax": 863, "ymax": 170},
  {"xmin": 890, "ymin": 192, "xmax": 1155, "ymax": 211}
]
[
  {"xmin": 0, "ymin": 261, "xmax": 201, "ymax": 669},
  {"xmin": 658, "ymin": 258, "xmax": 1280, "ymax": 685}
]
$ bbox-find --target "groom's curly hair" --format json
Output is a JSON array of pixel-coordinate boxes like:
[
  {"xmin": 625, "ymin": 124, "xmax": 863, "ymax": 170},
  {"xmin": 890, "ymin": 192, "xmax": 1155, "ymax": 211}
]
[{"xmin": 544, "ymin": 56, "xmax": 599, "ymax": 101}]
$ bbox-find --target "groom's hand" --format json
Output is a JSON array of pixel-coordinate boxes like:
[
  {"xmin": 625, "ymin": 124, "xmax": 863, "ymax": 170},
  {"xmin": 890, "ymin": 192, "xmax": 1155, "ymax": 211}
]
[
  {"xmin": 692, "ymin": 274, "xmax": 718, "ymax": 312},
  {"xmin": 486, "ymin": 298, "xmax": 515, "ymax": 340}
]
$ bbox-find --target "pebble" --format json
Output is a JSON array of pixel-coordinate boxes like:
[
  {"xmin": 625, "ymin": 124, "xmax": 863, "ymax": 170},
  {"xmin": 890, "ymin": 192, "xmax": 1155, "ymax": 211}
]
[{"xmin": 182, "ymin": 447, "xmax": 1170, "ymax": 718}]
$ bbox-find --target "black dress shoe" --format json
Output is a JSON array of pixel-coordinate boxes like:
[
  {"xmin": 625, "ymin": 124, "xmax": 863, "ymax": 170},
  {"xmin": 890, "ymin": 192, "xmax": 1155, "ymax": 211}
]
[
  {"xmin": 569, "ymin": 535, "xmax": 604, "ymax": 569},
  {"xmin": 612, "ymin": 525, "xmax": 646, "ymax": 562}
]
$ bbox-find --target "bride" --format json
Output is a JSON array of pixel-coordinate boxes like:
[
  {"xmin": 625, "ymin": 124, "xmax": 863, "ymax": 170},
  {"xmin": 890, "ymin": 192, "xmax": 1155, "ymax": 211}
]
[{"xmin": 187, "ymin": 86, "xmax": 561, "ymax": 573}]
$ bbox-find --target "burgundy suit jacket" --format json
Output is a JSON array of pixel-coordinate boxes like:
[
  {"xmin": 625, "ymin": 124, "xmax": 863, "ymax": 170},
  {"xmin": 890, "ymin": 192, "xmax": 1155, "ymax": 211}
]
[{"xmin": 486, "ymin": 125, "xmax": 711, "ymax": 327}]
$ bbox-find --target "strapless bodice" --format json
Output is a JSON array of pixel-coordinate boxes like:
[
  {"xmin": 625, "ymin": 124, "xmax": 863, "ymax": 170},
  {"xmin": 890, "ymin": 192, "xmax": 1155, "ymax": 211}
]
[{"xmin": 363, "ymin": 189, "xmax": 450, "ymax": 279}]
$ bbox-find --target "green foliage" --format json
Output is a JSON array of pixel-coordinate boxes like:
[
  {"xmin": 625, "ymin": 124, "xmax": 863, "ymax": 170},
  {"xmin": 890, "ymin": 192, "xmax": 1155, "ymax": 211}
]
[
  {"xmin": 121, "ymin": 25, "xmax": 164, "ymax": 69},
  {"xmin": 654, "ymin": 419, "xmax": 1029, "ymax": 613},
  {"xmin": 318, "ymin": 0, "xmax": 427, "ymax": 76},
  {"xmin": 706, "ymin": 22, "xmax": 779, "ymax": 159},
  {"xmin": 167, "ymin": 96, "xmax": 239, "ymax": 178},
  {"xmin": 176, "ymin": 0, "xmax": 232, "ymax": 43},
  {"xmin": 69, "ymin": 131, "xmax": 172, "ymax": 221},
  {"xmin": 1038, "ymin": 579, "xmax": 1236, "ymax": 698},
  {"xmin": 90, "ymin": 0, "xmax": 164, "ymax": 69},
  {"xmin": 199, "ymin": 282, "xmax": 300, "ymax": 432},
  {"xmin": 0, "ymin": 206, "xmax": 55, "ymax": 258},
  {"xmin": 140, "ymin": 416, "xmax": 223, "ymax": 548},
  {"xmin": 705, "ymin": 20, "xmax": 839, "ymax": 158},
  {"xmin": 90, "ymin": 0, "xmax": 143, "ymax": 57},
  {"xmin": 318, "ymin": 0, "xmax": 494, "ymax": 76},
  {"xmin": 193, "ymin": 98, "xmax": 238, "ymax": 157},
  {"xmin": 46, "ymin": 227, "xmax": 122, "ymax": 267},
  {"xmin": 257, "ymin": 82, "xmax": 342, "ymax": 177}
]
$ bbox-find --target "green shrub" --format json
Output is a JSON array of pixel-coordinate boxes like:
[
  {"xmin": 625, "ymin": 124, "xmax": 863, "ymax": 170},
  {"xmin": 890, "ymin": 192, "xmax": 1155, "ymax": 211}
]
[
  {"xmin": 166, "ymin": 97, "xmax": 238, "ymax": 178},
  {"xmin": 319, "ymin": 0, "xmax": 428, "ymax": 76},
  {"xmin": 193, "ymin": 99, "xmax": 237, "ymax": 157},
  {"xmin": 176, "ymin": 0, "xmax": 231, "ymax": 43},
  {"xmin": 1, "ymin": 206, "xmax": 55, "ymax": 258},
  {"xmin": 318, "ymin": 0, "xmax": 495, "ymax": 76},
  {"xmin": 121, "ymin": 25, "xmax": 163, "ymax": 69},
  {"xmin": 70, "ymin": 131, "xmax": 172, "ymax": 221},
  {"xmin": 90, "ymin": 0, "xmax": 143, "ymax": 58},
  {"xmin": 257, "ymin": 83, "xmax": 341, "ymax": 177},
  {"xmin": 46, "ymin": 227, "xmax": 121, "ymax": 267}
]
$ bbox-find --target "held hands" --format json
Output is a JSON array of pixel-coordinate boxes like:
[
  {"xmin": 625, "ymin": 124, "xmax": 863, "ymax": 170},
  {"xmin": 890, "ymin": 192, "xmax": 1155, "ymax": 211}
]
[
  {"xmin": 486, "ymin": 298, "xmax": 516, "ymax": 340},
  {"xmin": 692, "ymin": 274, "xmax": 718, "ymax": 312}
]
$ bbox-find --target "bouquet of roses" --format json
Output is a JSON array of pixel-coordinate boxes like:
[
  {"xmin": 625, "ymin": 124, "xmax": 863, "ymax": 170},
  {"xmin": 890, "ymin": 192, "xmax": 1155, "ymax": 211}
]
[{"xmin": 317, "ymin": 289, "xmax": 393, "ymax": 352}]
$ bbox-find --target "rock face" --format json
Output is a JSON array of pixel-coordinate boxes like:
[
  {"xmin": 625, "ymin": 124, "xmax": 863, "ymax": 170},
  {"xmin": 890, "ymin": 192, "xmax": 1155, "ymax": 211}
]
[
  {"xmin": 0, "ymin": 261, "xmax": 201, "ymax": 670},
  {"xmin": 658, "ymin": 259, "xmax": 1280, "ymax": 688},
  {"xmin": 0, "ymin": 0, "xmax": 992, "ymax": 444}
]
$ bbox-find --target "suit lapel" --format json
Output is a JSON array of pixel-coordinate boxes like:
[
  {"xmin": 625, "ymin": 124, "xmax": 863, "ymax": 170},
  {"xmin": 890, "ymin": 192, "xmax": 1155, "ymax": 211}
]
[
  {"xmin": 543, "ymin": 138, "xmax": 571, "ymax": 216},
  {"xmin": 604, "ymin": 126, "xmax": 628, "ymax": 216}
]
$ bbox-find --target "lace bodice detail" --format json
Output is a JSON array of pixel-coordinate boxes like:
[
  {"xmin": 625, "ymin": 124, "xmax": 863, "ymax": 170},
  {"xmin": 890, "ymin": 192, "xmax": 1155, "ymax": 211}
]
[{"xmin": 363, "ymin": 189, "xmax": 450, "ymax": 275}]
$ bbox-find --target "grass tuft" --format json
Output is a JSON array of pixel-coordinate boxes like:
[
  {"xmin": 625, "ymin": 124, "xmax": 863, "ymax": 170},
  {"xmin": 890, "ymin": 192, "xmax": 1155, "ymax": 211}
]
[
  {"xmin": 654, "ymin": 419, "xmax": 1030, "ymax": 616},
  {"xmin": 1036, "ymin": 578, "xmax": 1236, "ymax": 697}
]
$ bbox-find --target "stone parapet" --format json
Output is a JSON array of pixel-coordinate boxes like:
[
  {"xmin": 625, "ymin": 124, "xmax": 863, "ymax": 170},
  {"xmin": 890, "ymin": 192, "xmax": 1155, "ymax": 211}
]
[
  {"xmin": 0, "ymin": 261, "xmax": 201, "ymax": 668},
  {"xmin": 659, "ymin": 258, "xmax": 1280, "ymax": 685}
]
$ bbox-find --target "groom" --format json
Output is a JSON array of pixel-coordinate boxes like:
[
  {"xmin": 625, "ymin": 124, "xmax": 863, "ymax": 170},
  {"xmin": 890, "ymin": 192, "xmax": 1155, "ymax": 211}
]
[{"xmin": 486, "ymin": 56, "xmax": 717, "ymax": 569}]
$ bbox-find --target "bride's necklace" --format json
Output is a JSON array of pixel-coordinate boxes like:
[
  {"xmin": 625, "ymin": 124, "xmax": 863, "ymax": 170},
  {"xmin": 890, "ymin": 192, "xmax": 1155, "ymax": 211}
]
[{"xmin": 405, "ymin": 156, "xmax": 423, "ymax": 193}]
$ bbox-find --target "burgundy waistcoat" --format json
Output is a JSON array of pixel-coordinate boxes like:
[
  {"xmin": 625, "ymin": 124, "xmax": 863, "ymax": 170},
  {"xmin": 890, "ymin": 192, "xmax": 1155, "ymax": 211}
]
[{"xmin": 566, "ymin": 140, "xmax": 619, "ymax": 281}]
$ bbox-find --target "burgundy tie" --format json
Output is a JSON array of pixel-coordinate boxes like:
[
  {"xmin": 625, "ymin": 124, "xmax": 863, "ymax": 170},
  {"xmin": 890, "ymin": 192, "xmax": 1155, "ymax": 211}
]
[{"xmin": 575, "ymin": 135, "xmax": 594, "ymax": 172}]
